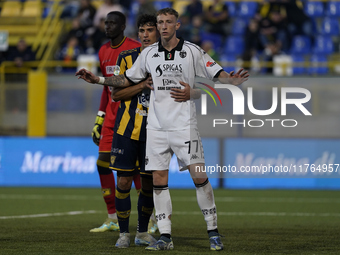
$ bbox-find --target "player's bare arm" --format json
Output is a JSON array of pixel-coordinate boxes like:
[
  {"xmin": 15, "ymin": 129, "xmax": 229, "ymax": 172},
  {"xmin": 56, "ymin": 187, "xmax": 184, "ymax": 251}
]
[
  {"xmin": 170, "ymin": 81, "xmax": 201, "ymax": 102},
  {"xmin": 75, "ymin": 68, "xmax": 131, "ymax": 88},
  {"xmin": 218, "ymin": 68, "xmax": 249, "ymax": 85},
  {"xmin": 112, "ymin": 76, "xmax": 153, "ymax": 101}
]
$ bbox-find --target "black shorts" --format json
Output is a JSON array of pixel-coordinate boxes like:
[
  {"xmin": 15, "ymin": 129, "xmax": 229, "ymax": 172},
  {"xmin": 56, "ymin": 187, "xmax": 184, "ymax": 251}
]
[{"xmin": 109, "ymin": 133, "xmax": 152, "ymax": 178}]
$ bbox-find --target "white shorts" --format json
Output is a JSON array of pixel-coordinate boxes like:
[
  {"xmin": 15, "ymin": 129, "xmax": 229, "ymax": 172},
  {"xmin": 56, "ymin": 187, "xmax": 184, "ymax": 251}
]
[{"xmin": 145, "ymin": 128, "xmax": 205, "ymax": 171}]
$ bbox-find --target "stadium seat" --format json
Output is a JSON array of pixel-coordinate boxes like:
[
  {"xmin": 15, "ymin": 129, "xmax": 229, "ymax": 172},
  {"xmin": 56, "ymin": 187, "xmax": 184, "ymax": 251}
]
[
  {"xmin": 309, "ymin": 54, "xmax": 328, "ymax": 75},
  {"xmin": 325, "ymin": 1, "xmax": 340, "ymax": 17},
  {"xmin": 231, "ymin": 18, "xmax": 247, "ymax": 35},
  {"xmin": 22, "ymin": 1, "xmax": 42, "ymax": 17},
  {"xmin": 226, "ymin": 2, "xmax": 237, "ymax": 17},
  {"xmin": 153, "ymin": 1, "xmax": 172, "ymax": 11},
  {"xmin": 290, "ymin": 35, "xmax": 311, "ymax": 55},
  {"xmin": 304, "ymin": 1, "xmax": 324, "ymax": 18},
  {"xmin": 292, "ymin": 55, "xmax": 306, "ymax": 75},
  {"xmin": 237, "ymin": 2, "xmax": 258, "ymax": 18},
  {"xmin": 0, "ymin": 1, "xmax": 22, "ymax": 17},
  {"xmin": 223, "ymin": 36, "xmax": 245, "ymax": 56},
  {"xmin": 200, "ymin": 32, "xmax": 223, "ymax": 52},
  {"xmin": 312, "ymin": 35, "xmax": 334, "ymax": 54},
  {"xmin": 320, "ymin": 17, "xmax": 340, "ymax": 36}
]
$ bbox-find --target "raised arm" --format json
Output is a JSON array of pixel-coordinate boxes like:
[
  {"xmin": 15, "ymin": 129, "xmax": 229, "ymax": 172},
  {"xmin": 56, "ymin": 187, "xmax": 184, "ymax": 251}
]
[{"xmin": 75, "ymin": 68, "xmax": 133, "ymax": 88}]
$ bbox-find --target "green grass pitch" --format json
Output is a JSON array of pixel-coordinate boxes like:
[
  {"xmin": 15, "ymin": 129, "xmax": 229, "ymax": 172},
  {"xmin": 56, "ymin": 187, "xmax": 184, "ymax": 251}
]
[{"xmin": 1, "ymin": 187, "xmax": 340, "ymax": 254}]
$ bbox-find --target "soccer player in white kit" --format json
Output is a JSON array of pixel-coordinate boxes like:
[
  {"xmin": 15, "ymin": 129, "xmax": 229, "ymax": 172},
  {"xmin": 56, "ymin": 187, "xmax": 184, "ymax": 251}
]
[{"xmin": 76, "ymin": 7, "xmax": 249, "ymax": 251}]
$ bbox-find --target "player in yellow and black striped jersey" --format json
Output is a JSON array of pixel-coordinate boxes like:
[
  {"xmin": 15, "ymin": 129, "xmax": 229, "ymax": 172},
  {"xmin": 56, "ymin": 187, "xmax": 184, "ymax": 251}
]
[
  {"xmin": 114, "ymin": 47, "xmax": 149, "ymax": 142},
  {"xmin": 108, "ymin": 14, "xmax": 158, "ymax": 246}
]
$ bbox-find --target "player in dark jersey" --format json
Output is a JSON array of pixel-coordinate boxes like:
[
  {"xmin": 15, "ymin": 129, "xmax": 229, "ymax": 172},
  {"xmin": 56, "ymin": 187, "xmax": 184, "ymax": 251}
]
[{"xmin": 89, "ymin": 11, "xmax": 142, "ymax": 233}]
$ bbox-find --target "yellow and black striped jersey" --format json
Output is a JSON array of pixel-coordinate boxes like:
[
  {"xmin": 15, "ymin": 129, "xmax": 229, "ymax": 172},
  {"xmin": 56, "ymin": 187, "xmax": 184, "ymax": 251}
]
[{"xmin": 114, "ymin": 47, "xmax": 150, "ymax": 141}]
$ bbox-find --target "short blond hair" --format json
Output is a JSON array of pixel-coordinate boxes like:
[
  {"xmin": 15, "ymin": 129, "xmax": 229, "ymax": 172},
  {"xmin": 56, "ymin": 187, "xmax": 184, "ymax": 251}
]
[{"xmin": 156, "ymin": 8, "xmax": 179, "ymax": 20}]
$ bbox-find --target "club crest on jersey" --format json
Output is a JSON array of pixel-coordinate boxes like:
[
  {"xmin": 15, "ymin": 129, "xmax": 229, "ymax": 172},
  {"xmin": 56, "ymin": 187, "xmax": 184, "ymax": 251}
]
[
  {"xmin": 110, "ymin": 155, "xmax": 116, "ymax": 165},
  {"xmin": 106, "ymin": 65, "xmax": 120, "ymax": 75},
  {"xmin": 179, "ymin": 50, "xmax": 187, "ymax": 58}
]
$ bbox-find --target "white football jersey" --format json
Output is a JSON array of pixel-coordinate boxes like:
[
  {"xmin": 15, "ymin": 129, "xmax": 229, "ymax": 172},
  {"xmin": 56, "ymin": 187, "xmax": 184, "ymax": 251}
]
[{"xmin": 125, "ymin": 38, "xmax": 223, "ymax": 131}]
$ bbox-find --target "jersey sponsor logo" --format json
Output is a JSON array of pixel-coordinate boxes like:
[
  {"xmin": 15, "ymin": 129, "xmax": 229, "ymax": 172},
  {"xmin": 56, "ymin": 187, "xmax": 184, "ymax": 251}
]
[
  {"xmin": 162, "ymin": 79, "xmax": 177, "ymax": 86},
  {"xmin": 135, "ymin": 108, "xmax": 148, "ymax": 116},
  {"xmin": 106, "ymin": 65, "xmax": 120, "ymax": 75},
  {"xmin": 157, "ymin": 86, "xmax": 181, "ymax": 91},
  {"xmin": 155, "ymin": 64, "xmax": 183, "ymax": 77},
  {"xmin": 179, "ymin": 50, "xmax": 187, "ymax": 58},
  {"xmin": 206, "ymin": 61, "xmax": 216, "ymax": 67},
  {"xmin": 102, "ymin": 59, "xmax": 111, "ymax": 64},
  {"xmin": 138, "ymin": 92, "xmax": 150, "ymax": 107},
  {"xmin": 152, "ymin": 53, "xmax": 160, "ymax": 58},
  {"xmin": 112, "ymin": 147, "xmax": 124, "ymax": 155}
]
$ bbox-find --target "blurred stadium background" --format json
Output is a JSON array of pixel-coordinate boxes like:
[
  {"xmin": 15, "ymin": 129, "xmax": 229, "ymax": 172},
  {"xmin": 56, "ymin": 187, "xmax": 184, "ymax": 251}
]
[{"xmin": 0, "ymin": 1, "xmax": 340, "ymax": 254}]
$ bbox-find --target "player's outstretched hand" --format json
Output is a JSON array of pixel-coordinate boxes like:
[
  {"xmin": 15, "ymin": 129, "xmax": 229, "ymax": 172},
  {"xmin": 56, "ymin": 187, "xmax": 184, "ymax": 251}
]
[
  {"xmin": 75, "ymin": 68, "xmax": 99, "ymax": 84},
  {"xmin": 170, "ymin": 81, "xmax": 191, "ymax": 102},
  {"xmin": 229, "ymin": 68, "xmax": 249, "ymax": 86}
]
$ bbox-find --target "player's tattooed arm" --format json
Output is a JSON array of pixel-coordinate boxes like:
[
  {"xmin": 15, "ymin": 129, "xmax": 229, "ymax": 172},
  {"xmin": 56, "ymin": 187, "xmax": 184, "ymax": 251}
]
[
  {"xmin": 112, "ymin": 76, "xmax": 153, "ymax": 101},
  {"xmin": 103, "ymin": 74, "xmax": 130, "ymax": 88},
  {"xmin": 76, "ymin": 69, "xmax": 131, "ymax": 88}
]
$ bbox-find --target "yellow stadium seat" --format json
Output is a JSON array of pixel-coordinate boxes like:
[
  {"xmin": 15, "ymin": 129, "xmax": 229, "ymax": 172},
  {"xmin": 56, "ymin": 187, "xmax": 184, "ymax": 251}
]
[
  {"xmin": 0, "ymin": 1, "xmax": 22, "ymax": 17},
  {"xmin": 22, "ymin": 1, "xmax": 42, "ymax": 17},
  {"xmin": 173, "ymin": 0, "xmax": 190, "ymax": 16}
]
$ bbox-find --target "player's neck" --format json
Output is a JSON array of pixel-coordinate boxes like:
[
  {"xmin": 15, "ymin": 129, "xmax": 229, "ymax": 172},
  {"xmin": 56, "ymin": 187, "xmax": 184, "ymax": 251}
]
[
  {"xmin": 161, "ymin": 35, "xmax": 179, "ymax": 52},
  {"xmin": 110, "ymin": 34, "xmax": 125, "ymax": 47}
]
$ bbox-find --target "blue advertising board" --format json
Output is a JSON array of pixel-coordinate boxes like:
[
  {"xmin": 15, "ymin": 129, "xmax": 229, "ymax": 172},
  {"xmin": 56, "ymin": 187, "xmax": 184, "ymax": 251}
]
[
  {"xmin": 223, "ymin": 139, "xmax": 340, "ymax": 189},
  {"xmin": 1, "ymin": 137, "xmax": 339, "ymax": 189},
  {"xmin": 0, "ymin": 137, "xmax": 219, "ymax": 188}
]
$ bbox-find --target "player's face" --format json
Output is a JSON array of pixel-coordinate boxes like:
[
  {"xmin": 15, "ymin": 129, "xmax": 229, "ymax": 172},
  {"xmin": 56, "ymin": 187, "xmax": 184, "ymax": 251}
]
[
  {"xmin": 138, "ymin": 24, "xmax": 158, "ymax": 48},
  {"xmin": 105, "ymin": 14, "xmax": 125, "ymax": 39},
  {"xmin": 157, "ymin": 14, "xmax": 180, "ymax": 41}
]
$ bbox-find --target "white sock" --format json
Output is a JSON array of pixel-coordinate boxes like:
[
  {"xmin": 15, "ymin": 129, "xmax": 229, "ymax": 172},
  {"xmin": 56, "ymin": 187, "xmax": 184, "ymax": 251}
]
[
  {"xmin": 108, "ymin": 213, "xmax": 117, "ymax": 220},
  {"xmin": 195, "ymin": 179, "xmax": 217, "ymax": 231},
  {"xmin": 153, "ymin": 185, "xmax": 172, "ymax": 235}
]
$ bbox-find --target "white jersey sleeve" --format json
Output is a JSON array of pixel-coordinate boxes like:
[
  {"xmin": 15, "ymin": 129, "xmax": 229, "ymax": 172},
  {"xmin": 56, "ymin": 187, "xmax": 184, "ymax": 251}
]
[
  {"xmin": 124, "ymin": 49, "xmax": 148, "ymax": 83},
  {"xmin": 194, "ymin": 46, "xmax": 223, "ymax": 79}
]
